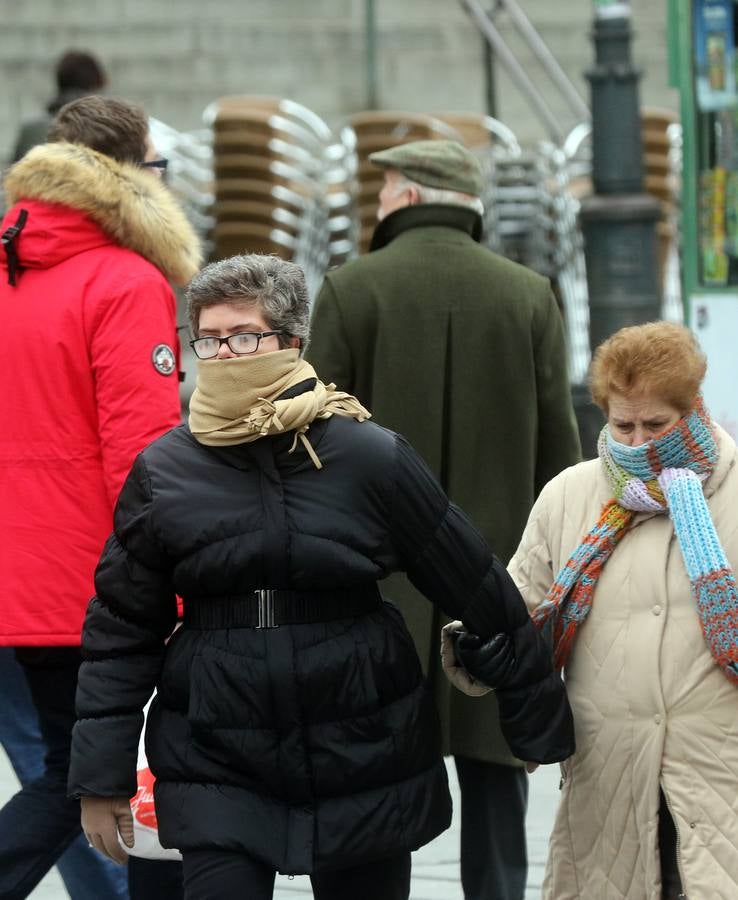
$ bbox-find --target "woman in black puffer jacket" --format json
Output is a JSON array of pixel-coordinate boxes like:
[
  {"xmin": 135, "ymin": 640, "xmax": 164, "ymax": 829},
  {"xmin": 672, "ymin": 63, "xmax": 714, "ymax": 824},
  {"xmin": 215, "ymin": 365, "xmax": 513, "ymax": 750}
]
[{"xmin": 68, "ymin": 254, "xmax": 573, "ymax": 900}]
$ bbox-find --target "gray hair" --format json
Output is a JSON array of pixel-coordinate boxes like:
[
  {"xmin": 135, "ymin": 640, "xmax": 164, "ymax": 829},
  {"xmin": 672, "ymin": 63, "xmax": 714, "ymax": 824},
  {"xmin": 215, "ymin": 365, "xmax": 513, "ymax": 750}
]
[
  {"xmin": 391, "ymin": 172, "xmax": 484, "ymax": 216},
  {"xmin": 186, "ymin": 254, "xmax": 311, "ymax": 351}
]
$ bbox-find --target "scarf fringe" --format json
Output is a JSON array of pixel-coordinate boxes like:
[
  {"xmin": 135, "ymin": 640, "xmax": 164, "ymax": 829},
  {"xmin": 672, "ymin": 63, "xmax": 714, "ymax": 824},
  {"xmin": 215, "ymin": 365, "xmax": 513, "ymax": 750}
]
[
  {"xmin": 552, "ymin": 619, "xmax": 578, "ymax": 672},
  {"xmin": 289, "ymin": 428, "xmax": 323, "ymax": 470}
]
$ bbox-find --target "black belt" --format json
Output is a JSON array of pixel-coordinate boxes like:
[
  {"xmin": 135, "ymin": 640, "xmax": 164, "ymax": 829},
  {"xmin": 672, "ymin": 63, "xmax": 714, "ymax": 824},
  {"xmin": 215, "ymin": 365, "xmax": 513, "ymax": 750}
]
[{"xmin": 183, "ymin": 585, "xmax": 382, "ymax": 630}]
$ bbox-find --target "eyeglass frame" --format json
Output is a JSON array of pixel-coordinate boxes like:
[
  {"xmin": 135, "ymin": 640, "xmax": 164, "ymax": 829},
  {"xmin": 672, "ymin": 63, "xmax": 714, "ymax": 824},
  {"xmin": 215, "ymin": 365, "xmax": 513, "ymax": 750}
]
[
  {"xmin": 189, "ymin": 330, "xmax": 285, "ymax": 359},
  {"xmin": 140, "ymin": 158, "xmax": 169, "ymax": 172}
]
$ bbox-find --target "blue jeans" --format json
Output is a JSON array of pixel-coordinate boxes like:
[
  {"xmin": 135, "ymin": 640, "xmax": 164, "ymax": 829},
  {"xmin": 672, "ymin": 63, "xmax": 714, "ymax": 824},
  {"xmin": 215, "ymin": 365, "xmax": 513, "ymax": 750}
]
[{"xmin": 0, "ymin": 647, "xmax": 129, "ymax": 900}]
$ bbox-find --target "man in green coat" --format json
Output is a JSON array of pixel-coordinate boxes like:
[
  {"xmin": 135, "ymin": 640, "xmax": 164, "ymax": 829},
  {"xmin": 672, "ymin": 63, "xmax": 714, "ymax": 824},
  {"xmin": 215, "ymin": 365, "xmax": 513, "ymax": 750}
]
[{"xmin": 307, "ymin": 140, "xmax": 581, "ymax": 900}]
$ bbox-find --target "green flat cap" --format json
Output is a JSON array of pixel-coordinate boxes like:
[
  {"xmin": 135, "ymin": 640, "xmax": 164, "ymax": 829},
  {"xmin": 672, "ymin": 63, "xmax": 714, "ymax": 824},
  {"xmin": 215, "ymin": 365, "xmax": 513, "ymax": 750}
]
[{"xmin": 369, "ymin": 139, "xmax": 483, "ymax": 197}]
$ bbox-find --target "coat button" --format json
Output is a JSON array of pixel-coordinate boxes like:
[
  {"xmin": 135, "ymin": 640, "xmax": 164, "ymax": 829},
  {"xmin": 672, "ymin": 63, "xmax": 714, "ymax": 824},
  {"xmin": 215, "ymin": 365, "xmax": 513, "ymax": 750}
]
[
  {"xmin": 690, "ymin": 822, "xmax": 697, "ymax": 829},
  {"xmin": 654, "ymin": 714, "xmax": 662, "ymax": 724},
  {"xmin": 652, "ymin": 605, "xmax": 662, "ymax": 616}
]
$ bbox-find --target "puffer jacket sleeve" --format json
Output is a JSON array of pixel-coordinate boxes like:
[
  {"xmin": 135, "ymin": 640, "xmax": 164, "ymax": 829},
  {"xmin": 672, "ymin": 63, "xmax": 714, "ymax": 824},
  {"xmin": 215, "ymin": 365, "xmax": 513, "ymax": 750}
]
[
  {"xmin": 68, "ymin": 453, "xmax": 178, "ymax": 799},
  {"xmin": 389, "ymin": 434, "xmax": 574, "ymax": 763},
  {"xmin": 503, "ymin": 477, "xmax": 575, "ymax": 760}
]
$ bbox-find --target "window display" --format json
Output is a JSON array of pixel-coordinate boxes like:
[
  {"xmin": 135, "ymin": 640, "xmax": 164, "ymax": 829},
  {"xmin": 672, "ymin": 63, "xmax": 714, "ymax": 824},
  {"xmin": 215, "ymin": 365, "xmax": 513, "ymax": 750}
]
[{"xmin": 694, "ymin": 0, "xmax": 738, "ymax": 284}]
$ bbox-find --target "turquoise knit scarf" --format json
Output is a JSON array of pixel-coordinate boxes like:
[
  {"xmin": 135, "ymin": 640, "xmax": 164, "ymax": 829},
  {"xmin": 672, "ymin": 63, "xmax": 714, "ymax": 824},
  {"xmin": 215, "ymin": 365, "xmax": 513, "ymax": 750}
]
[{"xmin": 533, "ymin": 398, "xmax": 738, "ymax": 685}]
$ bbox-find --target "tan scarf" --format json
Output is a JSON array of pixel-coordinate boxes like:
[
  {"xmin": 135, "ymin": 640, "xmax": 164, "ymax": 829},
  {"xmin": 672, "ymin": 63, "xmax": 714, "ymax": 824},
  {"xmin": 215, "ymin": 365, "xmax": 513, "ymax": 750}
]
[{"xmin": 188, "ymin": 349, "xmax": 370, "ymax": 469}]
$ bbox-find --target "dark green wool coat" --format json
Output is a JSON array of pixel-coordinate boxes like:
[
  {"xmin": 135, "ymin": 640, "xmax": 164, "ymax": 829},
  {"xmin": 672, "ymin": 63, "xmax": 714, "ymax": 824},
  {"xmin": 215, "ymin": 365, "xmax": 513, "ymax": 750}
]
[{"xmin": 308, "ymin": 204, "xmax": 581, "ymax": 764}]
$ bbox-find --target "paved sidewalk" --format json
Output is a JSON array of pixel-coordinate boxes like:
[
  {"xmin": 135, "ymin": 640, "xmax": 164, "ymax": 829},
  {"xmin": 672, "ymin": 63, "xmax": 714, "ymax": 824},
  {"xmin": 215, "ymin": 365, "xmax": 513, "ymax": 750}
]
[{"xmin": 0, "ymin": 750, "xmax": 558, "ymax": 898}]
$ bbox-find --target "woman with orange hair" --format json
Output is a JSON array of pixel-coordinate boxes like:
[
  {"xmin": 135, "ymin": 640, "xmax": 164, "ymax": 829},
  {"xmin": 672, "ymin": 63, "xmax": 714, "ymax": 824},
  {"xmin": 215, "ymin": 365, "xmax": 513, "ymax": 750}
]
[{"xmin": 508, "ymin": 322, "xmax": 738, "ymax": 899}]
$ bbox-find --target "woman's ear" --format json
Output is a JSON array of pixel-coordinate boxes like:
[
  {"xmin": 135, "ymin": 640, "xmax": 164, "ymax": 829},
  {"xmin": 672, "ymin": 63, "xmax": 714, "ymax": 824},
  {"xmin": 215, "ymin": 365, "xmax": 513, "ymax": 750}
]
[
  {"xmin": 289, "ymin": 336, "xmax": 301, "ymax": 350},
  {"xmin": 407, "ymin": 186, "xmax": 421, "ymax": 207}
]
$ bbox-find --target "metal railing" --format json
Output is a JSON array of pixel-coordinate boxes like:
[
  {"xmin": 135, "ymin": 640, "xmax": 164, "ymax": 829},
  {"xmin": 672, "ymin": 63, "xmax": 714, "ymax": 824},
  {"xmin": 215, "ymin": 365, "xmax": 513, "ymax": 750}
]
[{"xmin": 459, "ymin": 0, "xmax": 590, "ymax": 146}]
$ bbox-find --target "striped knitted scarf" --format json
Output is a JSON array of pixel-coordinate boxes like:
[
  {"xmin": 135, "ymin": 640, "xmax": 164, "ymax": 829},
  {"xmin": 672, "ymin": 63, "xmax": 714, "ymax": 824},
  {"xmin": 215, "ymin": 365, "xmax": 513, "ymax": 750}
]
[{"xmin": 532, "ymin": 397, "xmax": 738, "ymax": 685}]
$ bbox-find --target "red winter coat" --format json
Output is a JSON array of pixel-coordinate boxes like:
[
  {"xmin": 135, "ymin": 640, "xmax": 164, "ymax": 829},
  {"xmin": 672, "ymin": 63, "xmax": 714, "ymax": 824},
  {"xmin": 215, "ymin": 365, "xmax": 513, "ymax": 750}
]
[{"xmin": 0, "ymin": 142, "xmax": 201, "ymax": 646}]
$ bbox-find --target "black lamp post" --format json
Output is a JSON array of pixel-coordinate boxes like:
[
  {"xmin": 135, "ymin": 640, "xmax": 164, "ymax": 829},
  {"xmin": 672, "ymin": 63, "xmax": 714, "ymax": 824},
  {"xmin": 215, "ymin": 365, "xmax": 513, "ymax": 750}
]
[
  {"xmin": 574, "ymin": 0, "xmax": 663, "ymax": 456},
  {"xmin": 580, "ymin": 0, "xmax": 662, "ymax": 351}
]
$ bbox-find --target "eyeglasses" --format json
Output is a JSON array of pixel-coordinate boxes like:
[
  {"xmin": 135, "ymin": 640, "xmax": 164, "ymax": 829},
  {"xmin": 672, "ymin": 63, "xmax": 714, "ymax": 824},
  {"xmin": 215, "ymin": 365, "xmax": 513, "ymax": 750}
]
[
  {"xmin": 141, "ymin": 158, "xmax": 168, "ymax": 172},
  {"xmin": 190, "ymin": 331, "xmax": 284, "ymax": 359}
]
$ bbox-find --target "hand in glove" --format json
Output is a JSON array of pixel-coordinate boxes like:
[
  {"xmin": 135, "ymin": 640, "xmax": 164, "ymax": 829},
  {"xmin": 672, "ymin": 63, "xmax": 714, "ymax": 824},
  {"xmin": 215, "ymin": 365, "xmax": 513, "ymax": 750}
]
[
  {"xmin": 441, "ymin": 621, "xmax": 492, "ymax": 697},
  {"xmin": 81, "ymin": 795, "xmax": 134, "ymax": 864},
  {"xmin": 452, "ymin": 628, "xmax": 516, "ymax": 691}
]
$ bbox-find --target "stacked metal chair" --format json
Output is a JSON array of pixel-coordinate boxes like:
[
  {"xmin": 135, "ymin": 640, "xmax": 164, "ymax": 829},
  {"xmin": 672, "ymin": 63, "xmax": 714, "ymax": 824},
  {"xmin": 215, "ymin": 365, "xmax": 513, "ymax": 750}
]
[
  {"xmin": 482, "ymin": 150, "xmax": 555, "ymax": 271},
  {"xmin": 640, "ymin": 107, "xmax": 682, "ymax": 321},
  {"xmin": 658, "ymin": 118, "xmax": 684, "ymax": 323},
  {"xmin": 551, "ymin": 108, "xmax": 683, "ymax": 379},
  {"xmin": 144, "ymin": 99, "xmax": 681, "ymax": 392},
  {"xmin": 204, "ymin": 96, "xmax": 356, "ymax": 298},
  {"xmin": 343, "ymin": 111, "xmax": 463, "ymax": 253},
  {"xmin": 148, "ymin": 117, "xmax": 215, "ymax": 258},
  {"xmin": 538, "ymin": 139, "xmax": 592, "ymax": 384},
  {"xmin": 433, "ymin": 111, "xmax": 521, "ymax": 157},
  {"xmin": 561, "ymin": 107, "xmax": 683, "ymax": 319},
  {"xmin": 562, "ymin": 109, "xmax": 682, "ymax": 287}
]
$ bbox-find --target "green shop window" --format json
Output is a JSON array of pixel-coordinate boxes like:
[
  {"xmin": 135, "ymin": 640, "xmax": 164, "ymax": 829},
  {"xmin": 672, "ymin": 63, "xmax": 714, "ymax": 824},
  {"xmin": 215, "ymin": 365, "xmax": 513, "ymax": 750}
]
[
  {"xmin": 692, "ymin": 0, "xmax": 738, "ymax": 286},
  {"xmin": 670, "ymin": 0, "xmax": 738, "ymax": 436}
]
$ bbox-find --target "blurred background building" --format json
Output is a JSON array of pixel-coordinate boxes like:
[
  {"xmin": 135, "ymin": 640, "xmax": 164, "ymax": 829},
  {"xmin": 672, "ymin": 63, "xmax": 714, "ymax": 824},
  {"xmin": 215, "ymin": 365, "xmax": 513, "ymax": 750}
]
[{"xmin": 0, "ymin": 1, "xmax": 676, "ymax": 153}]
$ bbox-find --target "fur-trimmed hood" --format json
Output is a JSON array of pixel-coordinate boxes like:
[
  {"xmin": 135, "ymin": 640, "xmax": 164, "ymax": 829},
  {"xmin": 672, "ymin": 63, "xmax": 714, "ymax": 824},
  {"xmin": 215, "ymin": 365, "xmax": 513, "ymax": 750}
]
[{"xmin": 3, "ymin": 142, "xmax": 202, "ymax": 285}]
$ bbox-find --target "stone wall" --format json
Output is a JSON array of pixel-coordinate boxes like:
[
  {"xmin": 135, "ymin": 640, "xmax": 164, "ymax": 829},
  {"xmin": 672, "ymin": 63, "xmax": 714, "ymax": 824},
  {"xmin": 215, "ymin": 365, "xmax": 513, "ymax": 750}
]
[{"xmin": 1, "ymin": 0, "xmax": 677, "ymax": 160}]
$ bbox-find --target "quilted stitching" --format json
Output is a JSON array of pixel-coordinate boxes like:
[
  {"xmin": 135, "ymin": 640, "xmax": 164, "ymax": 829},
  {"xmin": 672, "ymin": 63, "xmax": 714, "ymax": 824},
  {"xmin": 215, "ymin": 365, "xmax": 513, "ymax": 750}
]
[{"xmin": 510, "ymin": 427, "xmax": 738, "ymax": 898}]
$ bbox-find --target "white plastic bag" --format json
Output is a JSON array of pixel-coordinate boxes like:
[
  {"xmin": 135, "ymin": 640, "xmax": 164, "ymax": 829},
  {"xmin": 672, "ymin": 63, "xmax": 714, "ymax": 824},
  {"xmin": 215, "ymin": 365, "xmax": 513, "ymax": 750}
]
[{"xmin": 121, "ymin": 696, "xmax": 182, "ymax": 861}]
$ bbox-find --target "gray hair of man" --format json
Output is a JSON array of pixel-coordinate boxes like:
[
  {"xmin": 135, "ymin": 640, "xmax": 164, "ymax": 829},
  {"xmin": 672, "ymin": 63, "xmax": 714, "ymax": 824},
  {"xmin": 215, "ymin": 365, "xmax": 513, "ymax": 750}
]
[
  {"xmin": 186, "ymin": 254, "xmax": 311, "ymax": 352},
  {"xmin": 389, "ymin": 172, "xmax": 484, "ymax": 216}
]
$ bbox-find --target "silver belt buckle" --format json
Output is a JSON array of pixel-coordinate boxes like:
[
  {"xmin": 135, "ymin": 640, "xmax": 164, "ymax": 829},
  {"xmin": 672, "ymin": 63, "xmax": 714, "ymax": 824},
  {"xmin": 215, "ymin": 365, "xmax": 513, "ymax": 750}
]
[{"xmin": 256, "ymin": 589, "xmax": 278, "ymax": 629}]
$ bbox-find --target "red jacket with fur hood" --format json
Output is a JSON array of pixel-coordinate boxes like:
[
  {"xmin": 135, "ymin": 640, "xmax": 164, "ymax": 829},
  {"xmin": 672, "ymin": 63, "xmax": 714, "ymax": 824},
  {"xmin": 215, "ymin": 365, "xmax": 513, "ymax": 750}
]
[{"xmin": 0, "ymin": 142, "xmax": 201, "ymax": 645}]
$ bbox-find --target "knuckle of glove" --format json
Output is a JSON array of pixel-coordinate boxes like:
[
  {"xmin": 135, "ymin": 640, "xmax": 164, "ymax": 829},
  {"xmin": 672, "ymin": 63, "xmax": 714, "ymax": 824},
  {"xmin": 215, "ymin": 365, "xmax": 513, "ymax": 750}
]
[
  {"xmin": 461, "ymin": 634, "xmax": 514, "ymax": 686},
  {"xmin": 456, "ymin": 632, "xmax": 483, "ymax": 653}
]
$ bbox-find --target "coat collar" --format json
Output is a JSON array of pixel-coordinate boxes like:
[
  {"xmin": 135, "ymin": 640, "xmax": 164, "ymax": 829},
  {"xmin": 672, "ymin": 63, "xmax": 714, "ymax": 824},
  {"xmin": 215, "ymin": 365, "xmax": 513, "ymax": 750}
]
[
  {"xmin": 3, "ymin": 142, "xmax": 202, "ymax": 285},
  {"xmin": 369, "ymin": 203, "xmax": 483, "ymax": 253}
]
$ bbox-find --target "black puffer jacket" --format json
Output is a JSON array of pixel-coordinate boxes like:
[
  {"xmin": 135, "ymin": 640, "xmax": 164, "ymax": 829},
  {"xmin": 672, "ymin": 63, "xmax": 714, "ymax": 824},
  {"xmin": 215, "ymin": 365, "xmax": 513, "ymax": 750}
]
[{"xmin": 68, "ymin": 409, "xmax": 573, "ymax": 874}]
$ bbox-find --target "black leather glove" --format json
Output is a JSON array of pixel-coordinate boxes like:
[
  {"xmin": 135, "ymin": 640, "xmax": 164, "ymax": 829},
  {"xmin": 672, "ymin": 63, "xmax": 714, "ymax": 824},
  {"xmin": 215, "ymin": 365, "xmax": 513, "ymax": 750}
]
[{"xmin": 451, "ymin": 630, "xmax": 516, "ymax": 690}]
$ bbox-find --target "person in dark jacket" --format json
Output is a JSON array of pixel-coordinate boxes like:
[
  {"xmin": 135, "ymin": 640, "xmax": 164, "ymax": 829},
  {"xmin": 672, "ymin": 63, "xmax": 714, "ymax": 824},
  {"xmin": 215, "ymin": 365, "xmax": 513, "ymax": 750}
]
[
  {"xmin": 307, "ymin": 139, "xmax": 581, "ymax": 900},
  {"xmin": 68, "ymin": 254, "xmax": 574, "ymax": 900},
  {"xmin": 11, "ymin": 49, "xmax": 108, "ymax": 163}
]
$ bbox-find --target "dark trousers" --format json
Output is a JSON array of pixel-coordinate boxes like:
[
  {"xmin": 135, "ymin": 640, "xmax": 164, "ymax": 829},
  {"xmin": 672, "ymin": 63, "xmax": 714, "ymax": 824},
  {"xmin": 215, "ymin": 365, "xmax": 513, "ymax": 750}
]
[
  {"xmin": 658, "ymin": 790, "xmax": 684, "ymax": 900},
  {"xmin": 181, "ymin": 849, "xmax": 411, "ymax": 900},
  {"xmin": 455, "ymin": 756, "xmax": 529, "ymax": 900},
  {"xmin": 128, "ymin": 857, "xmax": 184, "ymax": 900},
  {"xmin": 0, "ymin": 647, "xmax": 85, "ymax": 900}
]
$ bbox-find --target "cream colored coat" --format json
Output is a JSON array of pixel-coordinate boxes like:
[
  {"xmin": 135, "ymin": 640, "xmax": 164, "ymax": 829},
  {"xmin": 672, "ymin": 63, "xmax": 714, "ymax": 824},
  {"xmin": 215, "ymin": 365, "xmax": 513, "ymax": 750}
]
[{"xmin": 509, "ymin": 425, "xmax": 738, "ymax": 899}]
